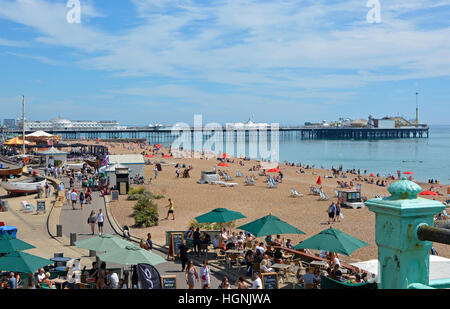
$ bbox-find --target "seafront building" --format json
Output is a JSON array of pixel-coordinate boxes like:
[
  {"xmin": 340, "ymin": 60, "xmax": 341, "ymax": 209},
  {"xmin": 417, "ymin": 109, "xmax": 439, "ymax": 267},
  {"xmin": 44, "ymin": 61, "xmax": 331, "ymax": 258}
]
[{"xmin": 14, "ymin": 117, "xmax": 126, "ymax": 131}]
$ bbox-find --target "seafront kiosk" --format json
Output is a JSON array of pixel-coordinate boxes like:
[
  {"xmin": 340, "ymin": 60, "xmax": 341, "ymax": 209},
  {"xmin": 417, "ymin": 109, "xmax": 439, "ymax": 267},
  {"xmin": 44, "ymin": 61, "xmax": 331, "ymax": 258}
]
[{"xmin": 365, "ymin": 178, "xmax": 450, "ymax": 289}]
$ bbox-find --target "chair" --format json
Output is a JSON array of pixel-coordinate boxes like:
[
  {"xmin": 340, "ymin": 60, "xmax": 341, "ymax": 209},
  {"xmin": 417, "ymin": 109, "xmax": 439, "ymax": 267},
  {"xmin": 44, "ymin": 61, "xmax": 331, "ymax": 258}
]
[
  {"xmin": 236, "ymin": 171, "xmax": 243, "ymax": 177},
  {"xmin": 200, "ymin": 244, "xmax": 209, "ymax": 257},
  {"xmin": 291, "ymin": 189, "xmax": 303, "ymax": 197},
  {"xmin": 252, "ymin": 262, "xmax": 261, "ymax": 276},
  {"xmin": 215, "ymin": 249, "xmax": 226, "ymax": 265},
  {"xmin": 268, "ymin": 178, "xmax": 277, "ymax": 189},
  {"xmin": 21, "ymin": 201, "xmax": 35, "ymax": 212},
  {"xmin": 40, "ymin": 283, "xmax": 50, "ymax": 289}
]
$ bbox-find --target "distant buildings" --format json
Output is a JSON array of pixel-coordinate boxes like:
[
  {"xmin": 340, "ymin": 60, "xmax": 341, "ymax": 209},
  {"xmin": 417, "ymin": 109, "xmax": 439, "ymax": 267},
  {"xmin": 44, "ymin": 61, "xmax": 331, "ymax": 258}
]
[
  {"xmin": 15, "ymin": 117, "xmax": 126, "ymax": 131},
  {"xmin": 2, "ymin": 119, "xmax": 17, "ymax": 128}
]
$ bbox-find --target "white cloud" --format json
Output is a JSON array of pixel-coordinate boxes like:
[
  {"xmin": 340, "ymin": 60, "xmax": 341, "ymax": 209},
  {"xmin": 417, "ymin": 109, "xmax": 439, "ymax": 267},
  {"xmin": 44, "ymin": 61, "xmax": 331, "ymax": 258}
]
[{"xmin": 1, "ymin": 0, "xmax": 450, "ymax": 114}]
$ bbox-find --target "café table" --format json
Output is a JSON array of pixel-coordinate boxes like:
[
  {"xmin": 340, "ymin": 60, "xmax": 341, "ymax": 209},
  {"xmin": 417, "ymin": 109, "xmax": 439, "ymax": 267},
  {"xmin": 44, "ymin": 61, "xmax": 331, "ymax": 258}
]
[
  {"xmin": 53, "ymin": 278, "xmax": 67, "ymax": 289},
  {"xmin": 271, "ymin": 263, "xmax": 291, "ymax": 282}
]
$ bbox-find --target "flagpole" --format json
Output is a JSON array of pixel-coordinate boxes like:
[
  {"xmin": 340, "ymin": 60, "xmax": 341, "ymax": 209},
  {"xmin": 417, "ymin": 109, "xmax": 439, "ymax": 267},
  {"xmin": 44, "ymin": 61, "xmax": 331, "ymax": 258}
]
[{"xmin": 22, "ymin": 95, "xmax": 26, "ymax": 156}]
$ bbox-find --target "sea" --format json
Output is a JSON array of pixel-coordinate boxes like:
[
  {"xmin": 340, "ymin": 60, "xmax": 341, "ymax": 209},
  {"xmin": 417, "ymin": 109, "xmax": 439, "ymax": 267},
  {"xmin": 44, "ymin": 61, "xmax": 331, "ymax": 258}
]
[
  {"xmin": 277, "ymin": 125, "xmax": 450, "ymax": 184},
  {"xmin": 152, "ymin": 125, "xmax": 450, "ymax": 184}
]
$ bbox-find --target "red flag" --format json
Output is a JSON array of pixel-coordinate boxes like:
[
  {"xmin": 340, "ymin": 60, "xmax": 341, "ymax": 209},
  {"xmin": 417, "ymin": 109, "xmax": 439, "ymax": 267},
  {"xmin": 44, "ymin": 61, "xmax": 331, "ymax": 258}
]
[{"xmin": 316, "ymin": 176, "xmax": 322, "ymax": 185}]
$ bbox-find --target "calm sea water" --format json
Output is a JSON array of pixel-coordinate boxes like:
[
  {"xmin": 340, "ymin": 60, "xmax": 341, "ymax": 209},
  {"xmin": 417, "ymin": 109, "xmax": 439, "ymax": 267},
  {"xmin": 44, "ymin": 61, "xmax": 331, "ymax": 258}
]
[
  {"xmin": 155, "ymin": 125, "xmax": 450, "ymax": 184},
  {"xmin": 277, "ymin": 125, "xmax": 450, "ymax": 184}
]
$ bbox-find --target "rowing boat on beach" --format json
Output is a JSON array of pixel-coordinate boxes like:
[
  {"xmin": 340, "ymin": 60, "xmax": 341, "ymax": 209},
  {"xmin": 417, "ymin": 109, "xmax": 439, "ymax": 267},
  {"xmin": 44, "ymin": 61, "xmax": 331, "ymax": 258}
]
[
  {"xmin": 0, "ymin": 156, "xmax": 23, "ymax": 177},
  {"xmin": 0, "ymin": 176, "xmax": 46, "ymax": 195}
]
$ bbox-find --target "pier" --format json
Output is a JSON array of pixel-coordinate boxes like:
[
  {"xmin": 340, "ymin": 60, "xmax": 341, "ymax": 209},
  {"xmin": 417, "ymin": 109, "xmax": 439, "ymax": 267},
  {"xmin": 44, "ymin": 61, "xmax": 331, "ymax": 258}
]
[{"xmin": 5, "ymin": 126, "xmax": 429, "ymax": 142}]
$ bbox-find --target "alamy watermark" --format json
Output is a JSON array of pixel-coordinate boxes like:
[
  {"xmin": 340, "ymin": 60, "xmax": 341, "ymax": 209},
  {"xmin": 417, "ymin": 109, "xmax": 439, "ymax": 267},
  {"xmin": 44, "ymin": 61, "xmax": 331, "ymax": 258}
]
[
  {"xmin": 66, "ymin": 0, "xmax": 81, "ymax": 24},
  {"xmin": 169, "ymin": 115, "xmax": 280, "ymax": 163},
  {"xmin": 366, "ymin": 0, "xmax": 381, "ymax": 23}
]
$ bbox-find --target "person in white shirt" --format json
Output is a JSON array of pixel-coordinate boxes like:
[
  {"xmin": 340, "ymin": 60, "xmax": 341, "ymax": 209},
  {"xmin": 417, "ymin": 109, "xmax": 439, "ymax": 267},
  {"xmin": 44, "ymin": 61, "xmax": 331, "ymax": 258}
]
[
  {"xmin": 107, "ymin": 271, "xmax": 119, "ymax": 288},
  {"xmin": 97, "ymin": 209, "xmax": 104, "ymax": 235},
  {"xmin": 331, "ymin": 253, "xmax": 341, "ymax": 268},
  {"xmin": 255, "ymin": 242, "xmax": 265, "ymax": 255},
  {"xmin": 70, "ymin": 190, "xmax": 78, "ymax": 210},
  {"xmin": 252, "ymin": 272, "xmax": 262, "ymax": 289},
  {"xmin": 37, "ymin": 268, "xmax": 46, "ymax": 283},
  {"xmin": 212, "ymin": 235, "xmax": 220, "ymax": 249}
]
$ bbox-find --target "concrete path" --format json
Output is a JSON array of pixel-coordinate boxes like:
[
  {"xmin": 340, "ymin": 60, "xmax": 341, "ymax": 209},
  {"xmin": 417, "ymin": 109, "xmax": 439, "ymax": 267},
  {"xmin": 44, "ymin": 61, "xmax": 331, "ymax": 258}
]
[{"xmin": 58, "ymin": 177, "xmax": 225, "ymax": 289}]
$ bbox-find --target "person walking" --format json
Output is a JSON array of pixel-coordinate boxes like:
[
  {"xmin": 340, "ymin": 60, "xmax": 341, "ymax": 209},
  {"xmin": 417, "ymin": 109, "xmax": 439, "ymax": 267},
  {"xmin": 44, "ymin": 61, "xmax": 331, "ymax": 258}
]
[
  {"xmin": 88, "ymin": 210, "xmax": 97, "ymax": 235},
  {"xmin": 200, "ymin": 260, "xmax": 211, "ymax": 289},
  {"xmin": 71, "ymin": 190, "xmax": 78, "ymax": 210},
  {"xmin": 336, "ymin": 202, "xmax": 342, "ymax": 222},
  {"xmin": 165, "ymin": 198, "xmax": 175, "ymax": 220},
  {"xmin": 79, "ymin": 192, "xmax": 85, "ymax": 209},
  {"xmin": 193, "ymin": 228, "xmax": 201, "ymax": 257},
  {"xmin": 327, "ymin": 202, "xmax": 336, "ymax": 224},
  {"xmin": 185, "ymin": 261, "xmax": 199, "ymax": 289},
  {"xmin": 178, "ymin": 240, "xmax": 189, "ymax": 272},
  {"xmin": 97, "ymin": 209, "xmax": 104, "ymax": 235}
]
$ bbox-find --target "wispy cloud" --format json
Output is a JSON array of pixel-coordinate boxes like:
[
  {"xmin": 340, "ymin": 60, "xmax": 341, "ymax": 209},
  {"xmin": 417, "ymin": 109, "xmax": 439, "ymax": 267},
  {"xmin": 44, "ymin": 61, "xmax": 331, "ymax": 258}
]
[{"xmin": 1, "ymin": 0, "xmax": 450, "ymax": 123}]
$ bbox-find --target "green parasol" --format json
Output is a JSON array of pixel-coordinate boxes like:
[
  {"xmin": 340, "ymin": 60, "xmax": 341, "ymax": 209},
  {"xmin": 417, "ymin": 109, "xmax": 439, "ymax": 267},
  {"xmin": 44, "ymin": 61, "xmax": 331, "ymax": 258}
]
[
  {"xmin": 98, "ymin": 246, "xmax": 166, "ymax": 266},
  {"xmin": 237, "ymin": 214, "xmax": 305, "ymax": 237},
  {"xmin": 0, "ymin": 235, "xmax": 35, "ymax": 253},
  {"xmin": 0, "ymin": 251, "xmax": 53, "ymax": 273},
  {"xmin": 195, "ymin": 208, "xmax": 246, "ymax": 223},
  {"xmin": 293, "ymin": 228, "xmax": 369, "ymax": 256},
  {"xmin": 74, "ymin": 234, "xmax": 135, "ymax": 252}
]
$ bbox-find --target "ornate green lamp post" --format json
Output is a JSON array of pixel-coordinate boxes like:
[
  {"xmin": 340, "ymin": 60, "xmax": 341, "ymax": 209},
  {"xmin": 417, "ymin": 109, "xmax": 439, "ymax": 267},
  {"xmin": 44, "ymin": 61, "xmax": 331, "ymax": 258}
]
[{"xmin": 365, "ymin": 178, "xmax": 445, "ymax": 289}]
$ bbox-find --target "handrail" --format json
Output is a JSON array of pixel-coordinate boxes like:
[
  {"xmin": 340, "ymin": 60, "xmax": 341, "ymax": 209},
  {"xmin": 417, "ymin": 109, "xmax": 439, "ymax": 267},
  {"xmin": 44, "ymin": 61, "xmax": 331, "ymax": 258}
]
[{"xmin": 272, "ymin": 246, "xmax": 366, "ymax": 274}]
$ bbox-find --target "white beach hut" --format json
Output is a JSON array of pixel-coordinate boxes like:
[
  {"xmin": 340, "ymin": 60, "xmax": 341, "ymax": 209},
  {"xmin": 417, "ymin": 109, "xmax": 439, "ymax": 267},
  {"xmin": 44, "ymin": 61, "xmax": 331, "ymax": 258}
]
[{"xmin": 35, "ymin": 147, "xmax": 69, "ymax": 167}]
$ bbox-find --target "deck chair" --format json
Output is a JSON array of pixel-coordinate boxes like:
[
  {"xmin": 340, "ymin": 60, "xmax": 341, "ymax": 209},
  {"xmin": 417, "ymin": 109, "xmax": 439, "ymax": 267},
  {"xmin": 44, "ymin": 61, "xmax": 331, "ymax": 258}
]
[
  {"xmin": 268, "ymin": 178, "xmax": 277, "ymax": 189},
  {"xmin": 245, "ymin": 177, "xmax": 255, "ymax": 186},
  {"xmin": 21, "ymin": 201, "xmax": 35, "ymax": 212},
  {"xmin": 291, "ymin": 189, "xmax": 303, "ymax": 197},
  {"xmin": 334, "ymin": 189, "xmax": 339, "ymax": 197},
  {"xmin": 319, "ymin": 192, "xmax": 329, "ymax": 201},
  {"xmin": 236, "ymin": 171, "xmax": 244, "ymax": 177}
]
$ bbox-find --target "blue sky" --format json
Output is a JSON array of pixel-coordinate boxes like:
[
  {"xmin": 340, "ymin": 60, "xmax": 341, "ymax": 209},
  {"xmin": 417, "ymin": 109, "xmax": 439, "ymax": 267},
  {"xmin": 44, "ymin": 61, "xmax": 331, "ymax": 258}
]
[{"xmin": 1, "ymin": 0, "xmax": 450, "ymax": 126}]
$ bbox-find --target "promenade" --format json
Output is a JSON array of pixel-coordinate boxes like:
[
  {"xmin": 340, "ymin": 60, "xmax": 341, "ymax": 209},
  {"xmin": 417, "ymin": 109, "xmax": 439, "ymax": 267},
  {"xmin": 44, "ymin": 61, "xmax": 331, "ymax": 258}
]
[{"xmin": 57, "ymin": 176, "xmax": 225, "ymax": 289}]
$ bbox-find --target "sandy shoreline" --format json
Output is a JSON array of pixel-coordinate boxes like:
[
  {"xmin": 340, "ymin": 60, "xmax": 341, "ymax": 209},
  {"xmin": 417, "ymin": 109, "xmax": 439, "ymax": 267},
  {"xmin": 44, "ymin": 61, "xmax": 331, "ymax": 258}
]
[{"xmin": 84, "ymin": 140, "xmax": 450, "ymax": 264}]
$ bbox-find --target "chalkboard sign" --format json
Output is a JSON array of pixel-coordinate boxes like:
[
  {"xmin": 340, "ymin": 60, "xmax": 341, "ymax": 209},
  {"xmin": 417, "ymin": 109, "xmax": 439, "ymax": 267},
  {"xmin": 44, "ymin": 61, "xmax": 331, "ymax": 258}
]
[
  {"xmin": 161, "ymin": 276, "xmax": 177, "ymax": 289},
  {"xmin": 111, "ymin": 190, "xmax": 119, "ymax": 201},
  {"xmin": 168, "ymin": 232, "xmax": 184, "ymax": 260},
  {"xmin": 37, "ymin": 201, "xmax": 46, "ymax": 214},
  {"xmin": 261, "ymin": 272, "xmax": 279, "ymax": 289}
]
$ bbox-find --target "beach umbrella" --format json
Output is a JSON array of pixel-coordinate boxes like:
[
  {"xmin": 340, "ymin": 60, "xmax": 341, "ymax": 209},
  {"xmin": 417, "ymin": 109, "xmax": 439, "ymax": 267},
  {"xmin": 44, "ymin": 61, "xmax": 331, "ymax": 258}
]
[
  {"xmin": 155, "ymin": 144, "xmax": 162, "ymax": 148},
  {"xmin": 218, "ymin": 163, "xmax": 229, "ymax": 167},
  {"xmin": 0, "ymin": 235, "xmax": 35, "ymax": 253},
  {"xmin": 0, "ymin": 251, "xmax": 53, "ymax": 273},
  {"xmin": 195, "ymin": 208, "xmax": 246, "ymax": 224},
  {"xmin": 98, "ymin": 246, "xmax": 166, "ymax": 266},
  {"xmin": 237, "ymin": 214, "xmax": 305, "ymax": 237},
  {"xmin": 403, "ymin": 171, "xmax": 414, "ymax": 175},
  {"xmin": 369, "ymin": 173, "xmax": 375, "ymax": 177},
  {"xmin": 316, "ymin": 176, "xmax": 322, "ymax": 185},
  {"xmin": 163, "ymin": 155, "xmax": 172, "ymax": 158},
  {"xmin": 419, "ymin": 191, "xmax": 439, "ymax": 196},
  {"xmin": 145, "ymin": 155, "xmax": 153, "ymax": 158},
  {"xmin": 293, "ymin": 228, "xmax": 369, "ymax": 256},
  {"xmin": 268, "ymin": 168, "xmax": 280, "ymax": 173},
  {"xmin": 74, "ymin": 234, "xmax": 134, "ymax": 252}
]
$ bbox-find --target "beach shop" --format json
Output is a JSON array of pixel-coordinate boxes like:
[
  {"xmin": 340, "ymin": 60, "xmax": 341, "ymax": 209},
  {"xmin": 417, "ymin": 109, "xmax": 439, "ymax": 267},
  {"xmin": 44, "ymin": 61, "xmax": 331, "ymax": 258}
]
[{"xmin": 103, "ymin": 155, "xmax": 145, "ymax": 193}]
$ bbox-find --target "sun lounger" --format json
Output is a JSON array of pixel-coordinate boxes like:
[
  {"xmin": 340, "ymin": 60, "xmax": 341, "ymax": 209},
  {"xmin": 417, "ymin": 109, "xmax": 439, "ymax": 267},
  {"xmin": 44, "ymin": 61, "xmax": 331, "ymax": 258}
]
[
  {"xmin": 220, "ymin": 182, "xmax": 238, "ymax": 187},
  {"xmin": 236, "ymin": 171, "xmax": 244, "ymax": 177},
  {"xmin": 291, "ymin": 189, "xmax": 304, "ymax": 197}
]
